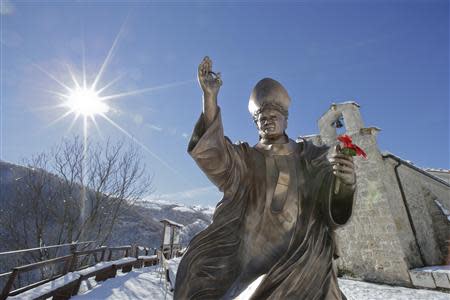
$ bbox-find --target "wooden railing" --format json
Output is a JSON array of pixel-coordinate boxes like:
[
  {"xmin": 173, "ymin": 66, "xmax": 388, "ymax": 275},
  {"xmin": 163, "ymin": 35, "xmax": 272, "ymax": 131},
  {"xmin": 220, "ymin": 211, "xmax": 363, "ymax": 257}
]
[
  {"xmin": 0, "ymin": 241, "xmax": 96, "ymax": 298},
  {"xmin": 0, "ymin": 242, "xmax": 162, "ymax": 300},
  {"xmin": 2, "ymin": 254, "xmax": 74, "ymax": 298}
]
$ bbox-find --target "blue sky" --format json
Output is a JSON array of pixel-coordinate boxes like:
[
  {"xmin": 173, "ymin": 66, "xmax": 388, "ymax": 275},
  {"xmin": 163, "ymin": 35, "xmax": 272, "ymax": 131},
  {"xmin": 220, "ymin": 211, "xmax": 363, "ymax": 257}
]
[{"xmin": 1, "ymin": 0, "xmax": 448, "ymax": 206}]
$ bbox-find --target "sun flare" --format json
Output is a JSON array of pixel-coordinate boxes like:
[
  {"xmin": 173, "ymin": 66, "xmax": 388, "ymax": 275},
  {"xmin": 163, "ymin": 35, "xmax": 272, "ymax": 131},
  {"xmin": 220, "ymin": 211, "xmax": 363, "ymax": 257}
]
[
  {"xmin": 41, "ymin": 60, "xmax": 188, "ymax": 175},
  {"xmin": 39, "ymin": 21, "xmax": 193, "ymax": 175},
  {"xmin": 66, "ymin": 88, "xmax": 109, "ymax": 117}
]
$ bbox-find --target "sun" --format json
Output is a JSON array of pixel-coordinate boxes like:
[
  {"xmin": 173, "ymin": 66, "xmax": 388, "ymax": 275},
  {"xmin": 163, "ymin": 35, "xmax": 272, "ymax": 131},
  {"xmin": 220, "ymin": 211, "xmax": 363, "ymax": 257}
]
[{"xmin": 65, "ymin": 87, "xmax": 109, "ymax": 117}]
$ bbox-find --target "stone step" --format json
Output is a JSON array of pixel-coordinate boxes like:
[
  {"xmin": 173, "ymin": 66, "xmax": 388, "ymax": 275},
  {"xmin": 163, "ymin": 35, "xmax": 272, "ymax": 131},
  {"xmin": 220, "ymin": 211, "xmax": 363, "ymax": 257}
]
[{"xmin": 409, "ymin": 265, "xmax": 450, "ymax": 290}]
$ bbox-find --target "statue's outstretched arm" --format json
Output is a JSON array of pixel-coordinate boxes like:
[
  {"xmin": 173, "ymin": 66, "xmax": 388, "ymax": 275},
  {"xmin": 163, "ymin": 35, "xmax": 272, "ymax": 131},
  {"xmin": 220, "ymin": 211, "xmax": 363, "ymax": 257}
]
[{"xmin": 188, "ymin": 57, "xmax": 247, "ymax": 193}]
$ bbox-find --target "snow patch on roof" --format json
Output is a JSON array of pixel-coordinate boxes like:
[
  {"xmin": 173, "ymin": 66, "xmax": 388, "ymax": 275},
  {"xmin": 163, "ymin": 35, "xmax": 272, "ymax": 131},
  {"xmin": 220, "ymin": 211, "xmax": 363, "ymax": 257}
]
[
  {"xmin": 424, "ymin": 168, "xmax": 450, "ymax": 173},
  {"xmin": 160, "ymin": 219, "xmax": 183, "ymax": 228}
]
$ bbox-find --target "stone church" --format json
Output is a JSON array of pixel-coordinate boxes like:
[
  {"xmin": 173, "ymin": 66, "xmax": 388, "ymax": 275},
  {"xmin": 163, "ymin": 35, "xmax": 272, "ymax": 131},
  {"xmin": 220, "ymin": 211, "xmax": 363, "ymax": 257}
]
[{"xmin": 303, "ymin": 102, "xmax": 450, "ymax": 291}]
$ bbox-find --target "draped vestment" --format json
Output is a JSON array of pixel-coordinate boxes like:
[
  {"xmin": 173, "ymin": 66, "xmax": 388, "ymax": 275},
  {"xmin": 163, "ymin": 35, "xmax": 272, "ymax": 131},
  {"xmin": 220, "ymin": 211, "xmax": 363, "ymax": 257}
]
[{"xmin": 175, "ymin": 110, "xmax": 354, "ymax": 300}]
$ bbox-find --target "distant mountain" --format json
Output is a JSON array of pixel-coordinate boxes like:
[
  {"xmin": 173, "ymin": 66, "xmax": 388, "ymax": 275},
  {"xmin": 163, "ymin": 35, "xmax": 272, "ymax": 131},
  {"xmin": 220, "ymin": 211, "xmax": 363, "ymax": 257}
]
[
  {"xmin": 0, "ymin": 160, "xmax": 213, "ymax": 252},
  {"xmin": 110, "ymin": 199, "xmax": 213, "ymax": 249}
]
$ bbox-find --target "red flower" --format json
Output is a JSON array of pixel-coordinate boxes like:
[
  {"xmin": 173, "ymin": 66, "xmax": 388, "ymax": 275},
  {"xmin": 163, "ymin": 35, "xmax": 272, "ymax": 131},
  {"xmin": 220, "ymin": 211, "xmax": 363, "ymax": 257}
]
[
  {"xmin": 337, "ymin": 135, "xmax": 353, "ymax": 147},
  {"xmin": 337, "ymin": 135, "xmax": 367, "ymax": 158}
]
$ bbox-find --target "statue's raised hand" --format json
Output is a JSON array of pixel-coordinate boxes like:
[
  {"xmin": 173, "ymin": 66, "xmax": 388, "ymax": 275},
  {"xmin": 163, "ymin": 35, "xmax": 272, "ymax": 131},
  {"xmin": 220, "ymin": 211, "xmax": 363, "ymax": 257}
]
[{"xmin": 198, "ymin": 56, "xmax": 222, "ymax": 97}]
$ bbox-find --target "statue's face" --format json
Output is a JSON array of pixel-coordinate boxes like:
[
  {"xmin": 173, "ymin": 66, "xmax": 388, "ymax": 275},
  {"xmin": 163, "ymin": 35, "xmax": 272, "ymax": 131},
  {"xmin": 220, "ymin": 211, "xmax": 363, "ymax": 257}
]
[{"xmin": 255, "ymin": 108, "xmax": 287, "ymax": 140}]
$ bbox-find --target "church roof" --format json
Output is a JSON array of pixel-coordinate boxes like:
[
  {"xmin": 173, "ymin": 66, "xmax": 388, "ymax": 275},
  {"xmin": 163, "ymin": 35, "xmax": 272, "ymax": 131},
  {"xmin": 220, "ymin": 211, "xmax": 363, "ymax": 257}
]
[{"xmin": 382, "ymin": 152, "xmax": 450, "ymax": 188}]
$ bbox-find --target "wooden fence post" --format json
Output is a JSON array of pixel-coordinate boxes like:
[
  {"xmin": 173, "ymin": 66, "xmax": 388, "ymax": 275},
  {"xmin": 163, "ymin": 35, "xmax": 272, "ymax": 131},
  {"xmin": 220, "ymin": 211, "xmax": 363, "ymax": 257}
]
[
  {"xmin": 66, "ymin": 245, "xmax": 78, "ymax": 273},
  {"xmin": 100, "ymin": 247, "xmax": 106, "ymax": 261},
  {"xmin": 0, "ymin": 269, "xmax": 18, "ymax": 300}
]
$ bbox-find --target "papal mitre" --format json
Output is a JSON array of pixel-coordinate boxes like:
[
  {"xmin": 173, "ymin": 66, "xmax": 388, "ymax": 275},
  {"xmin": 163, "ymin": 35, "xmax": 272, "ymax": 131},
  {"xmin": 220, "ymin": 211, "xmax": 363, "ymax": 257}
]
[{"xmin": 248, "ymin": 78, "xmax": 291, "ymax": 116}]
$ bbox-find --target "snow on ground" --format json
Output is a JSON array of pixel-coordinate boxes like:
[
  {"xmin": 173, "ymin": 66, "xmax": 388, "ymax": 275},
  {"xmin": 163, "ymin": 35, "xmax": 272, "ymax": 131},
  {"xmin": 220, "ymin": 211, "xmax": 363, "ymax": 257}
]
[
  {"xmin": 73, "ymin": 261, "xmax": 450, "ymax": 300},
  {"xmin": 339, "ymin": 279, "xmax": 450, "ymax": 300},
  {"xmin": 73, "ymin": 266, "xmax": 170, "ymax": 300},
  {"xmin": 166, "ymin": 257, "xmax": 181, "ymax": 287},
  {"xmin": 412, "ymin": 264, "xmax": 450, "ymax": 273},
  {"xmin": 8, "ymin": 272, "xmax": 80, "ymax": 300}
]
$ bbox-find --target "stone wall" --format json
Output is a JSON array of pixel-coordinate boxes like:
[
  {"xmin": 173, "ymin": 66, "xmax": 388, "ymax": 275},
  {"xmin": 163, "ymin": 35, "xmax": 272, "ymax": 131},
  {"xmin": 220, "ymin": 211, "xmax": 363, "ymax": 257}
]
[
  {"xmin": 314, "ymin": 101, "xmax": 450, "ymax": 287},
  {"xmin": 379, "ymin": 158, "xmax": 423, "ymax": 269},
  {"xmin": 390, "ymin": 160, "xmax": 450, "ymax": 265},
  {"xmin": 333, "ymin": 132, "xmax": 413, "ymax": 286},
  {"xmin": 316, "ymin": 102, "xmax": 414, "ymax": 285}
]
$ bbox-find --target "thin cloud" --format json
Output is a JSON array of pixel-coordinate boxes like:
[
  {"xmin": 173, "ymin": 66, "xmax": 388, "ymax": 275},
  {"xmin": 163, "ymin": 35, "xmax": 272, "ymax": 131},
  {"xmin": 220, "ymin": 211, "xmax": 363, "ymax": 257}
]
[
  {"xmin": 145, "ymin": 124, "xmax": 163, "ymax": 132},
  {"xmin": 143, "ymin": 123, "xmax": 189, "ymax": 140}
]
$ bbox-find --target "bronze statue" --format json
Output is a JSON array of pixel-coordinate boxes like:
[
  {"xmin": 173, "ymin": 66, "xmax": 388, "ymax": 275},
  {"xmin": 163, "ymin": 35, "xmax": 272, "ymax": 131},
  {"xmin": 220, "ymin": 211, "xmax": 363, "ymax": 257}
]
[{"xmin": 175, "ymin": 57, "xmax": 356, "ymax": 300}]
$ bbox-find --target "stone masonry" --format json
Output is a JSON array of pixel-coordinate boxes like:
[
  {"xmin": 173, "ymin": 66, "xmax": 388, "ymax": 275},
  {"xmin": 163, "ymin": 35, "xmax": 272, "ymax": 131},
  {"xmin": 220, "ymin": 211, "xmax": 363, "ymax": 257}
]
[{"xmin": 303, "ymin": 102, "xmax": 450, "ymax": 288}]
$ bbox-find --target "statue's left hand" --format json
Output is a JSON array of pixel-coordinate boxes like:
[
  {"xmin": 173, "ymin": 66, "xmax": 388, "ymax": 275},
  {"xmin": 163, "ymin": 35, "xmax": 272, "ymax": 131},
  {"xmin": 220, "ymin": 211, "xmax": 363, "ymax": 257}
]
[{"xmin": 329, "ymin": 145, "xmax": 356, "ymax": 186}]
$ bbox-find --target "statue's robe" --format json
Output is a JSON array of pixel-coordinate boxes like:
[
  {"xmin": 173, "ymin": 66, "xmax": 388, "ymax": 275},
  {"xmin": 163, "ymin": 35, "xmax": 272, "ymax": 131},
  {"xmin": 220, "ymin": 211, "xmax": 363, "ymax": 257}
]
[{"xmin": 175, "ymin": 110, "xmax": 354, "ymax": 300}]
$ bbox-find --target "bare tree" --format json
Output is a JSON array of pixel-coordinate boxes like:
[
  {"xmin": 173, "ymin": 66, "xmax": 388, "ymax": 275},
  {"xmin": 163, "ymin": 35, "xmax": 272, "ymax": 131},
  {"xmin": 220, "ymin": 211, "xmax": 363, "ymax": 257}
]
[
  {"xmin": 1, "ymin": 154, "xmax": 59, "ymax": 262},
  {"xmin": 0, "ymin": 136, "xmax": 153, "ymax": 259}
]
